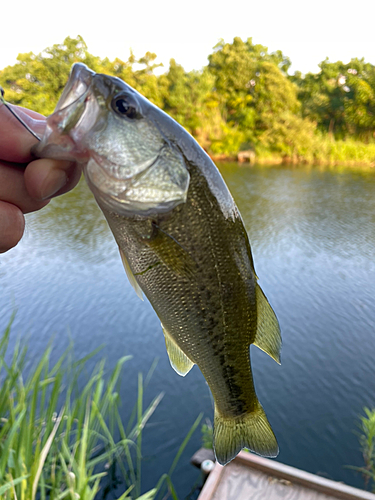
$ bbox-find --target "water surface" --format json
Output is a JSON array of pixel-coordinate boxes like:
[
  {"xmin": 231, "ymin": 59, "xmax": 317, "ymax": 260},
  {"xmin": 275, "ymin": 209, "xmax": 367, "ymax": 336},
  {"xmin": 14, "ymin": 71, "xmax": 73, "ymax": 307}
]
[{"xmin": 1, "ymin": 163, "xmax": 375, "ymax": 495}]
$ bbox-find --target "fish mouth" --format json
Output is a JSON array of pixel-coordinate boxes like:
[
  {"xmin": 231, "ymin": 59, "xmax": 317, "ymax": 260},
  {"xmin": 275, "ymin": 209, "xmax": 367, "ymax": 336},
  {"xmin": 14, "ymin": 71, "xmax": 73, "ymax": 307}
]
[
  {"xmin": 36, "ymin": 62, "xmax": 190, "ymax": 216},
  {"xmin": 34, "ymin": 64, "xmax": 96, "ymax": 161},
  {"xmin": 55, "ymin": 63, "xmax": 94, "ymax": 113}
]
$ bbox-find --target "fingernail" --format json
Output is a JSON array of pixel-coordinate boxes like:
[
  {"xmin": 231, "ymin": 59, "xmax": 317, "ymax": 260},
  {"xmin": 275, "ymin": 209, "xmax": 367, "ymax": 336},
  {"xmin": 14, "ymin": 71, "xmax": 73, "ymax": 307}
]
[{"xmin": 41, "ymin": 170, "xmax": 68, "ymax": 200}]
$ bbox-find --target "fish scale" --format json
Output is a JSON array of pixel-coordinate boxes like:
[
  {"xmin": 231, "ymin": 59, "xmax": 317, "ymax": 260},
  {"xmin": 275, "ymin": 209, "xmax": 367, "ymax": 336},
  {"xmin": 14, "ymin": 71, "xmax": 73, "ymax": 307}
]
[
  {"xmin": 34, "ymin": 62, "xmax": 282, "ymax": 465},
  {"xmin": 105, "ymin": 166, "xmax": 262, "ymax": 416}
]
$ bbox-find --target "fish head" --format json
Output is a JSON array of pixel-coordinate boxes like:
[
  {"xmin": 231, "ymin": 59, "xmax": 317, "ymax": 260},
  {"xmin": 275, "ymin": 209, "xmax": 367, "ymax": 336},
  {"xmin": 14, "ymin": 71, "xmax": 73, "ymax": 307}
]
[{"xmin": 35, "ymin": 63, "xmax": 190, "ymax": 216}]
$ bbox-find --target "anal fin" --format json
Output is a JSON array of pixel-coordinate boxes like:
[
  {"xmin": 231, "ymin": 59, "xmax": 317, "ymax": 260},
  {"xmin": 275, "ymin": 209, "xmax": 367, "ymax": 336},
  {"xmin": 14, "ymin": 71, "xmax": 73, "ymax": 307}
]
[
  {"xmin": 254, "ymin": 284, "xmax": 281, "ymax": 364},
  {"xmin": 161, "ymin": 324, "xmax": 194, "ymax": 376},
  {"xmin": 119, "ymin": 247, "xmax": 144, "ymax": 301}
]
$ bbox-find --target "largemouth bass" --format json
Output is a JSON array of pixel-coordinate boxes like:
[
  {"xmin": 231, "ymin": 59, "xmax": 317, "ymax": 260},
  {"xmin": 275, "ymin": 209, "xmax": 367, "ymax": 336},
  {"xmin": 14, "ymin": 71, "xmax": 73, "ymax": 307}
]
[{"xmin": 35, "ymin": 63, "xmax": 281, "ymax": 465}]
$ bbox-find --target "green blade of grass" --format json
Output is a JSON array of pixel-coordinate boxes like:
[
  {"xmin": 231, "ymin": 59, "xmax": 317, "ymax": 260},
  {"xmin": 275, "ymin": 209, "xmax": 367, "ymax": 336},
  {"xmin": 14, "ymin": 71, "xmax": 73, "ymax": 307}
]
[
  {"xmin": 136, "ymin": 488, "xmax": 157, "ymax": 500},
  {"xmin": 32, "ymin": 407, "xmax": 65, "ymax": 500},
  {"xmin": 0, "ymin": 475, "xmax": 29, "ymax": 495},
  {"xmin": 169, "ymin": 412, "xmax": 203, "ymax": 477},
  {"xmin": 0, "ymin": 409, "xmax": 26, "ymax": 476}
]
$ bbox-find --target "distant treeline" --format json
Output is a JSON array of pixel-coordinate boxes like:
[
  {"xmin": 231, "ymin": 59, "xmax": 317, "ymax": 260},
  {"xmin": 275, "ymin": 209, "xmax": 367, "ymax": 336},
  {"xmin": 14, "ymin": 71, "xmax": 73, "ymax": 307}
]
[{"xmin": 2, "ymin": 36, "xmax": 375, "ymax": 165}]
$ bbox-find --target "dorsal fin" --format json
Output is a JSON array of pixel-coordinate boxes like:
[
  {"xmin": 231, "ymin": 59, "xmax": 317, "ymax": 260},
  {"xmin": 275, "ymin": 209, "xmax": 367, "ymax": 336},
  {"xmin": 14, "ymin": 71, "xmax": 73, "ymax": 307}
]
[
  {"xmin": 253, "ymin": 284, "xmax": 281, "ymax": 364},
  {"xmin": 118, "ymin": 247, "xmax": 144, "ymax": 301},
  {"xmin": 161, "ymin": 324, "xmax": 194, "ymax": 376}
]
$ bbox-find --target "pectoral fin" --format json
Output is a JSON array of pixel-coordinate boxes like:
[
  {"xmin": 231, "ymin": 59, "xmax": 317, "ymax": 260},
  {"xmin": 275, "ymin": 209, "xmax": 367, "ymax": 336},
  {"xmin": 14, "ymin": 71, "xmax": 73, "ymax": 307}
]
[
  {"xmin": 119, "ymin": 247, "xmax": 144, "ymax": 301},
  {"xmin": 253, "ymin": 284, "xmax": 281, "ymax": 364},
  {"xmin": 161, "ymin": 324, "xmax": 194, "ymax": 376},
  {"xmin": 145, "ymin": 223, "xmax": 196, "ymax": 279}
]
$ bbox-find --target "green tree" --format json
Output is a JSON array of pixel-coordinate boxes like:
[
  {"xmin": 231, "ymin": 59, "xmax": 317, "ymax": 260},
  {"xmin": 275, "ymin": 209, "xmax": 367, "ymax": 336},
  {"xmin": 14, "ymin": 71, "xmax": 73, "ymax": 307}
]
[
  {"xmin": 158, "ymin": 59, "xmax": 227, "ymax": 151},
  {"xmin": 251, "ymin": 62, "xmax": 316, "ymax": 158},
  {"xmin": 343, "ymin": 60, "xmax": 375, "ymax": 141},
  {"xmin": 291, "ymin": 59, "xmax": 348, "ymax": 137},
  {"xmin": 208, "ymin": 37, "xmax": 291, "ymax": 132},
  {"xmin": 3, "ymin": 34, "xmax": 374, "ymax": 161},
  {"xmin": 207, "ymin": 38, "xmax": 310, "ymax": 155},
  {"xmin": 292, "ymin": 58, "xmax": 375, "ymax": 140},
  {"xmin": 0, "ymin": 37, "xmax": 164, "ymax": 116},
  {"xmin": 0, "ymin": 36, "xmax": 102, "ymax": 115}
]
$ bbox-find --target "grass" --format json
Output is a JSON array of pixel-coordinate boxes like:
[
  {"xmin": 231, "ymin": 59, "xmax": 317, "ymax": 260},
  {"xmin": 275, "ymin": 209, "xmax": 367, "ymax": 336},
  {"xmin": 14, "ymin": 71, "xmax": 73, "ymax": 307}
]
[
  {"xmin": 0, "ymin": 314, "xmax": 202, "ymax": 499},
  {"xmin": 312, "ymin": 138, "xmax": 375, "ymax": 166},
  {"xmin": 224, "ymin": 137, "xmax": 375, "ymax": 168},
  {"xmin": 349, "ymin": 407, "xmax": 375, "ymax": 492}
]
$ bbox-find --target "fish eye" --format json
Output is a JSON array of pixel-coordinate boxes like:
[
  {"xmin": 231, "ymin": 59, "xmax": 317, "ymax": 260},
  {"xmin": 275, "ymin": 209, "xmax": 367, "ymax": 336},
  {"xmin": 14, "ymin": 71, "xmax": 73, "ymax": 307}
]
[{"xmin": 111, "ymin": 93, "xmax": 141, "ymax": 119}]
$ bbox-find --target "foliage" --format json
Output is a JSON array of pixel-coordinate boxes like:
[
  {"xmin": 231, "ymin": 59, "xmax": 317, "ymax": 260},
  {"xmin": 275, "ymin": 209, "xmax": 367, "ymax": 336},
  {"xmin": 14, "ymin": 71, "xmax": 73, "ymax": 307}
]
[
  {"xmin": 158, "ymin": 61, "xmax": 223, "ymax": 151},
  {"xmin": 0, "ymin": 36, "xmax": 96, "ymax": 115},
  {"xmin": 0, "ymin": 316, "xmax": 201, "ymax": 499},
  {"xmin": 1, "ymin": 34, "xmax": 375, "ymax": 162},
  {"xmin": 292, "ymin": 58, "xmax": 375, "ymax": 141},
  {"xmin": 208, "ymin": 37, "xmax": 291, "ymax": 102},
  {"xmin": 0, "ymin": 37, "xmax": 163, "ymax": 116},
  {"xmin": 351, "ymin": 407, "xmax": 375, "ymax": 492},
  {"xmin": 312, "ymin": 137, "xmax": 375, "ymax": 165},
  {"xmin": 207, "ymin": 38, "xmax": 296, "ymax": 150}
]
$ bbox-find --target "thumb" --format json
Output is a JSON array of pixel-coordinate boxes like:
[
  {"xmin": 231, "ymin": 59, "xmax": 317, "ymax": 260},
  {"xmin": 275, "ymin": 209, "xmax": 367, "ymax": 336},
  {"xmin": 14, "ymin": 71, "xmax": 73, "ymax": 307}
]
[{"xmin": 24, "ymin": 158, "xmax": 82, "ymax": 201}]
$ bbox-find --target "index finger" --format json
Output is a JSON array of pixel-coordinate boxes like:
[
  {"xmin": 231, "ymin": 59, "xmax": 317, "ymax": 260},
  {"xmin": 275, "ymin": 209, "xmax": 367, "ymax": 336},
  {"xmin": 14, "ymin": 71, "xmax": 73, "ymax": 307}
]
[{"xmin": 0, "ymin": 104, "xmax": 46, "ymax": 163}]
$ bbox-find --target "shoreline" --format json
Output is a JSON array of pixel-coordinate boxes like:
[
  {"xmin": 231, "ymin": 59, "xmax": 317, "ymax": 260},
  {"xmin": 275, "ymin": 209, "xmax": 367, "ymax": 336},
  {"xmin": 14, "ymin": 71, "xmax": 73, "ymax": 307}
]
[{"xmin": 210, "ymin": 153, "xmax": 375, "ymax": 168}]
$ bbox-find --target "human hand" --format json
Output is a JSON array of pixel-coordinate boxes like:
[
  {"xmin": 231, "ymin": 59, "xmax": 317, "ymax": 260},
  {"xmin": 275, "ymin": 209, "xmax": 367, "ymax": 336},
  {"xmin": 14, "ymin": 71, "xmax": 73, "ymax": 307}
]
[{"xmin": 0, "ymin": 104, "xmax": 81, "ymax": 252}]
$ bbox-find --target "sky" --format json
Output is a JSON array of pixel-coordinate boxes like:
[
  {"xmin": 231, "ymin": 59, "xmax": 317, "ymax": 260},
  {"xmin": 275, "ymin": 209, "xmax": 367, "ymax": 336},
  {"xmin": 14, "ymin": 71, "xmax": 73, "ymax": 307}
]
[{"xmin": 1, "ymin": 0, "xmax": 374, "ymax": 75}]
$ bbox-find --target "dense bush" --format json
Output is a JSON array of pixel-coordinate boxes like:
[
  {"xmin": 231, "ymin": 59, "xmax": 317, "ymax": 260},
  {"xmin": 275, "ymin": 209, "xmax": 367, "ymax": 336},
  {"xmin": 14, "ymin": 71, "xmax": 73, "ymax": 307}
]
[{"xmin": 1, "ymin": 35, "xmax": 375, "ymax": 163}]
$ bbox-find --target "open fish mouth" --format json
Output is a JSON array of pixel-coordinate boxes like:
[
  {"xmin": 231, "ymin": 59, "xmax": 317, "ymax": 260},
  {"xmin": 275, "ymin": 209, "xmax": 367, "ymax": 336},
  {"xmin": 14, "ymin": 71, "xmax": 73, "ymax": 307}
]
[
  {"xmin": 55, "ymin": 63, "xmax": 94, "ymax": 113},
  {"xmin": 34, "ymin": 64, "xmax": 97, "ymax": 161},
  {"xmin": 36, "ymin": 62, "xmax": 190, "ymax": 215}
]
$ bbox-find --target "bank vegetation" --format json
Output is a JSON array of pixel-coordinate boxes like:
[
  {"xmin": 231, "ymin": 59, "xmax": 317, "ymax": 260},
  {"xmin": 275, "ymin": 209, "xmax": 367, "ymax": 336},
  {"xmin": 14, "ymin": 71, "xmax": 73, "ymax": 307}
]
[
  {"xmin": 0, "ymin": 317, "xmax": 200, "ymax": 499},
  {"xmin": 1, "ymin": 36, "xmax": 375, "ymax": 166}
]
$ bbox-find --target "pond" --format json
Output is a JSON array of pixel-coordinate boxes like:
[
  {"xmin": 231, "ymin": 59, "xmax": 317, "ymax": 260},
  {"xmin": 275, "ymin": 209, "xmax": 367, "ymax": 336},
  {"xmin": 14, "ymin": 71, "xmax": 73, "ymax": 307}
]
[{"xmin": 1, "ymin": 162, "xmax": 375, "ymax": 497}]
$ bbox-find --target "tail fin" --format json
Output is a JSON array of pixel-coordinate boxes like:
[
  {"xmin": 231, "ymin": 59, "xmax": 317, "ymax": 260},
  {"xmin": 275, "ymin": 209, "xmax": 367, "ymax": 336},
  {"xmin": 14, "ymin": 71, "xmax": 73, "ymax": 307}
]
[{"xmin": 213, "ymin": 403, "xmax": 278, "ymax": 465}]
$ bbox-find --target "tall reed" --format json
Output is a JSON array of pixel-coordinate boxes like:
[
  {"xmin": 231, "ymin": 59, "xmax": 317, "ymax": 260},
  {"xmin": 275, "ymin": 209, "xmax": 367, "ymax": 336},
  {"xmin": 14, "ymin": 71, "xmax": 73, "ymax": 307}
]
[
  {"xmin": 350, "ymin": 407, "xmax": 375, "ymax": 493},
  {"xmin": 0, "ymin": 315, "xmax": 201, "ymax": 499}
]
